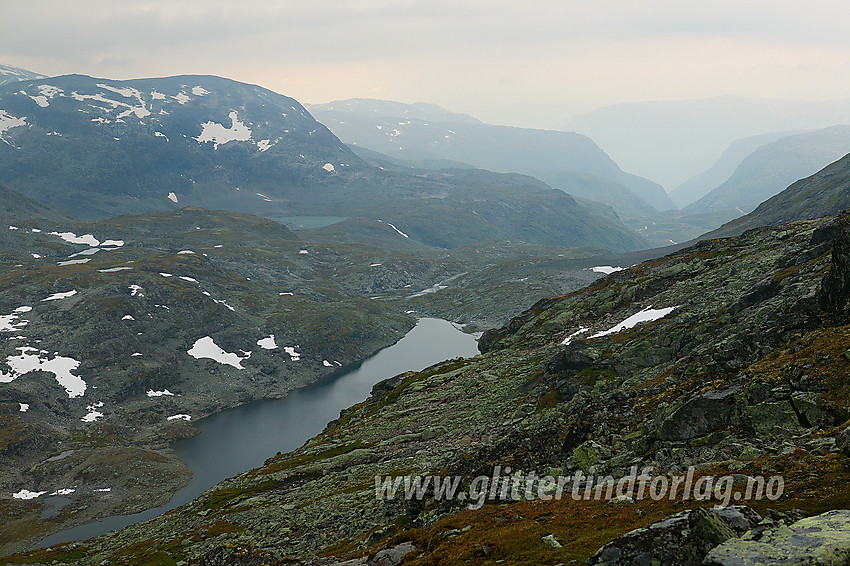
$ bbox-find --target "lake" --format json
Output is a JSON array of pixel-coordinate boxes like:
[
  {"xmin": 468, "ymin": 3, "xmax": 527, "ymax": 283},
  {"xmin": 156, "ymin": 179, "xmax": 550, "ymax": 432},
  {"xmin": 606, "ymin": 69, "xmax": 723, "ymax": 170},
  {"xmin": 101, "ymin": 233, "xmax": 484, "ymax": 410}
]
[{"xmin": 36, "ymin": 318, "xmax": 479, "ymax": 548}]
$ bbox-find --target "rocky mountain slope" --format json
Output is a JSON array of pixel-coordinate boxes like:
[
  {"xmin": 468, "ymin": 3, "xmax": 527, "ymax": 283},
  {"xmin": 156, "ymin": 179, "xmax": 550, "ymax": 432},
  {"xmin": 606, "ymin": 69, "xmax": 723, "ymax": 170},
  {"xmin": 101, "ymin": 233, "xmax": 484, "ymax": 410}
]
[
  {"xmin": 668, "ymin": 130, "xmax": 802, "ymax": 208},
  {"xmin": 309, "ymin": 99, "xmax": 675, "ymax": 212},
  {"xmin": 0, "ymin": 74, "xmax": 647, "ymax": 253},
  {"xmin": 0, "ymin": 183, "xmax": 67, "ymax": 225},
  {"xmin": 0, "ymin": 204, "xmax": 423, "ymax": 552},
  {"xmin": 709, "ymin": 151, "xmax": 850, "ymax": 239},
  {"xmin": 11, "ymin": 202, "xmax": 850, "ymax": 563},
  {"xmin": 685, "ymin": 125, "xmax": 850, "ymax": 218},
  {"xmin": 349, "ymin": 146, "xmax": 659, "ymax": 225},
  {"xmin": 0, "ymin": 74, "xmax": 362, "ymax": 219},
  {"xmin": 0, "ymin": 177, "xmax": 652, "ymax": 552}
]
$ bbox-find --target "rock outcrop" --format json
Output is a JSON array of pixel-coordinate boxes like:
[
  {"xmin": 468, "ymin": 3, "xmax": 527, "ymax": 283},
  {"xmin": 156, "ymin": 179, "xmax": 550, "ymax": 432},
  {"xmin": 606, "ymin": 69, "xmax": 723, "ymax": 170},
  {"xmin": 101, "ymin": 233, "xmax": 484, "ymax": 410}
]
[
  {"xmin": 821, "ymin": 215, "xmax": 850, "ymax": 323},
  {"xmin": 587, "ymin": 507, "xmax": 760, "ymax": 566},
  {"xmin": 705, "ymin": 509, "xmax": 850, "ymax": 565}
]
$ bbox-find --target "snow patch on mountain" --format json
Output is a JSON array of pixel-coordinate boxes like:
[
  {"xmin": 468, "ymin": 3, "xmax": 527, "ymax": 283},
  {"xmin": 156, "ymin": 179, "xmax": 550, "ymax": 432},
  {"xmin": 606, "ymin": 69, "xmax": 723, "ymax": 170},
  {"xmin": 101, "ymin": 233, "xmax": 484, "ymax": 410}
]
[
  {"xmin": 195, "ymin": 110, "xmax": 252, "ymax": 148},
  {"xmin": 72, "ymin": 87, "xmax": 151, "ymax": 119},
  {"xmin": 387, "ymin": 222, "xmax": 409, "ymax": 238},
  {"xmin": 147, "ymin": 389, "xmax": 174, "ymax": 397},
  {"xmin": 49, "ymin": 231, "xmax": 100, "ymax": 246},
  {"xmin": 29, "ymin": 84, "xmax": 64, "ymax": 107},
  {"xmin": 188, "ymin": 336, "xmax": 248, "ymax": 369},
  {"xmin": 590, "ymin": 266, "xmax": 624, "ymax": 275},
  {"xmin": 1, "ymin": 306, "xmax": 30, "ymax": 333},
  {"xmin": 589, "ymin": 306, "xmax": 679, "ymax": 339},
  {"xmin": 81, "ymin": 402, "xmax": 104, "ymax": 422},
  {"xmin": 0, "ymin": 110, "xmax": 27, "ymax": 141},
  {"xmin": 0, "ymin": 347, "xmax": 86, "ymax": 398},
  {"xmin": 12, "ymin": 489, "xmax": 47, "ymax": 500},
  {"xmin": 41, "ymin": 290, "xmax": 77, "ymax": 302}
]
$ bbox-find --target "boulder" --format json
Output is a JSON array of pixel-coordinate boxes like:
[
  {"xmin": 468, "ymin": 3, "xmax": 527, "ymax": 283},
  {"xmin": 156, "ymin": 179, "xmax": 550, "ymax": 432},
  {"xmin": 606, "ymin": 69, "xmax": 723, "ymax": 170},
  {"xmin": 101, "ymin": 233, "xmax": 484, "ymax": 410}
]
[
  {"xmin": 836, "ymin": 425, "xmax": 850, "ymax": 457},
  {"xmin": 659, "ymin": 386, "xmax": 741, "ymax": 441},
  {"xmin": 587, "ymin": 507, "xmax": 757, "ymax": 565},
  {"xmin": 542, "ymin": 534, "xmax": 563, "ymax": 548},
  {"xmin": 573, "ymin": 440, "xmax": 604, "ymax": 471},
  {"xmin": 371, "ymin": 542, "xmax": 417, "ymax": 566},
  {"xmin": 704, "ymin": 509, "xmax": 850, "ymax": 565}
]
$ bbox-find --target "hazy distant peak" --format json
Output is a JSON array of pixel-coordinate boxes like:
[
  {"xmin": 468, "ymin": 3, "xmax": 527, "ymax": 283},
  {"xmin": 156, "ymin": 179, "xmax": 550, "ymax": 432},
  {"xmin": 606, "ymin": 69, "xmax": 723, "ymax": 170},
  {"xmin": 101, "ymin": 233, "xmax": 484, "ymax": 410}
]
[
  {"xmin": 0, "ymin": 63, "xmax": 48, "ymax": 86},
  {"xmin": 685, "ymin": 125, "xmax": 850, "ymax": 217},
  {"xmin": 307, "ymin": 98, "xmax": 482, "ymax": 125},
  {"xmin": 561, "ymin": 96, "xmax": 850, "ymax": 189},
  {"xmin": 669, "ymin": 129, "xmax": 807, "ymax": 208}
]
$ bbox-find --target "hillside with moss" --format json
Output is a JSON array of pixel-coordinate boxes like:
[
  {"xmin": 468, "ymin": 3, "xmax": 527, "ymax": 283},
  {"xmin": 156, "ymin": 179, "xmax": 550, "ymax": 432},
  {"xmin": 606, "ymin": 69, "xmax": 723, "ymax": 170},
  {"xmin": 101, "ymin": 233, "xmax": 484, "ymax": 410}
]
[
  {"xmin": 7, "ymin": 206, "xmax": 850, "ymax": 564},
  {"xmin": 2, "ymin": 183, "xmax": 652, "ymax": 553}
]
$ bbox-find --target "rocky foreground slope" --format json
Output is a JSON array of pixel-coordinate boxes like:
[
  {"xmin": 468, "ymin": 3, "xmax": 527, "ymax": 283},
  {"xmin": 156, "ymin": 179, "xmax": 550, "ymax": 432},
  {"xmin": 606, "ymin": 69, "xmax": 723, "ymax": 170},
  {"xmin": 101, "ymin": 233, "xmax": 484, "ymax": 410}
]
[
  {"xmin": 2, "ymin": 190, "xmax": 625, "ymax": 554},
  {"xmin": 7, "ymin": 209, "xmax": 850, "ymax": 564}
]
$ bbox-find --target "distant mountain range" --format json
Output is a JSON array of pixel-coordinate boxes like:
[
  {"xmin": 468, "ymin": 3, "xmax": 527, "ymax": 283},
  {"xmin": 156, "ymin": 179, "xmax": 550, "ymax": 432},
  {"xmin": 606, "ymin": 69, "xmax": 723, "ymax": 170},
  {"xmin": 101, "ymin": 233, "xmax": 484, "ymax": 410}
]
[
  {"xmin": 685, "ymin": 125, "xmax": 850, "ymax": 217},
  {"xmin": 309, "ymin": 98, "xmax": 482, "ymax": 124},
  {"xmin": 707, "ymin": 151, "xmax": 850, "ymax": 239},
  {"xmin": 349, "ymin": 145, "xmax": 660, "ymax": 221},
  {"xmin": 562, "ymin": 96, "xmax": 850, "ymax": 188},
  {"xmin": 309, "ymin": 98, "xmax": 676, "ymax": 213},
  {"xmin": 0, "ymin": 73, "xmax": 647, "ymax": 252},
  {"xmin": 669, "ymin": 130, "xmax": 802, "ymax": 208}
]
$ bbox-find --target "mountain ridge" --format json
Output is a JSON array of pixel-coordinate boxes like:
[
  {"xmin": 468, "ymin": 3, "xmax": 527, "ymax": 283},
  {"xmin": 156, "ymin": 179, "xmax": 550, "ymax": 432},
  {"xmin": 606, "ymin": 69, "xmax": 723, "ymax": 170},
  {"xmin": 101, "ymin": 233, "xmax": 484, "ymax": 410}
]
[
  {"xmin": 562, "ymin": 95, "xmax": 850, "ymax": 188},
  {"xmin": 0, "ymin": 64, "xmax": 47, "ymax": 87},
  {"xmin": 685, "ymin": 125, "xmax": 850, "ymax": 217},
  {"xmin": 707, "ymin": 151, "xmax": 850, "ymax": 239},
  {"xmin": 0, "ymin": 73, "xmax": 647, "ymax": 252},
  {"xmin": 669, "ymin": 130, "xmax": 804, "ymax": 208},
  {"xmin": 310, "ymin": 101, "xmax": 676, "ymax": 212}
]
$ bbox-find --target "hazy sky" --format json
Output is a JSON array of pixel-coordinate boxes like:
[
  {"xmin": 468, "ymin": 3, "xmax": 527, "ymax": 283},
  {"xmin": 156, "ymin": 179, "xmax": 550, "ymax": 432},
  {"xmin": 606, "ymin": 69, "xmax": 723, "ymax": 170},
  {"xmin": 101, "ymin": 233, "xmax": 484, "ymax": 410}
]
[{"xmin": 3, "ymin": 0, "xmax": 850, "ymax": 128}]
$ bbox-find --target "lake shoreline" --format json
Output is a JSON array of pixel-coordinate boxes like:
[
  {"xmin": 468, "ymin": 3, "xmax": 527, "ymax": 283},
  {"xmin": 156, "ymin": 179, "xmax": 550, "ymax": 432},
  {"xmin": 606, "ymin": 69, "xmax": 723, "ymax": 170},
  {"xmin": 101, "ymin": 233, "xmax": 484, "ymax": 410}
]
[{"xmin": 32, "ymin": 318, "xmax": 479, "ymax": 550}]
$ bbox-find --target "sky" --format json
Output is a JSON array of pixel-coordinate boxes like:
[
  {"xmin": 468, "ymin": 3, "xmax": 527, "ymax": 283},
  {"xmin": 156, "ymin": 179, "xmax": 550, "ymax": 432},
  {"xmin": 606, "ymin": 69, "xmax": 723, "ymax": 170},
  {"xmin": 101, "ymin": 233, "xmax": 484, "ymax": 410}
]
[{"xmin": 2, "ymin": 0, "xmax": 850, "ymax": 130}]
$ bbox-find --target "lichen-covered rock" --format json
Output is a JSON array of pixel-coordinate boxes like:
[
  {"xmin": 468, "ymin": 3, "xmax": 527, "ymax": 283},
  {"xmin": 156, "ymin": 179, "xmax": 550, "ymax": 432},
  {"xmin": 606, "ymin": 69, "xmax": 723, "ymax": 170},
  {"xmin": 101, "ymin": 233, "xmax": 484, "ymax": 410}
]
[
  {"xmin": 370, "ymin": 542, "xmax": 417, "ymax": 566},
  {"xmin": 542, "ymin": 534, "xmax": 563, "ymax": 548},
  {"xmin": 704, "ymin": 509, "xmax": 850, "ymax": 565},
  {"xmin": 586, "ymin": 507, "xmax": 749, "ymax": 565},
  {"xmin": 573, "ymin": 440, "xmax": 604, "ymax": 471},
  {"xmin": 659, "ymin": 386, "xmax": 742, "ymax": 441},
  {"xmin": 711, "ymin": 507, "xmax": 765, "ymax": 535},
  {"xmin": 836, "ymin": 425, "xmax": 850, "ymax": 457}
]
